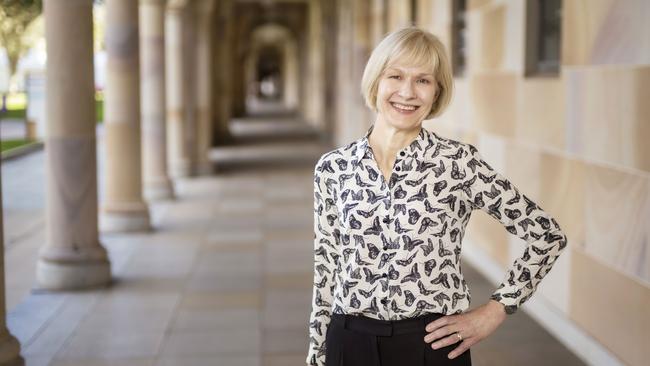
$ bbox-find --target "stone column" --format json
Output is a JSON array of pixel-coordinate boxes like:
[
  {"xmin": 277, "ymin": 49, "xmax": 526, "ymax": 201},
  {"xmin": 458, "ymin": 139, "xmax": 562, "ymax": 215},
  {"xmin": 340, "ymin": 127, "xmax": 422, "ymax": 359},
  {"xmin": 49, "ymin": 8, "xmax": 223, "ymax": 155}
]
[
  {"xmin": 212, "ymin": 0, "xmax": 235, "ymax": 145},
  {"xmin": 195, "ymin": 0, "xmax": 216, "ymax": 175},
  {"xmin": 140, "ymin": 0, "xmax": 175, "ymax": 200},
  {"xmin": 166, "ymin": 1, "xmax": 193, "ymax": 178},
  {"xmin": 37, "ymin": 0, "xmax": 111, "ymax": 290},
  {"xmin": 0, "ymin": 165, "xmax": 23, "ymax": 365},
  {"xmin": 101, "ymin": 0, "xmax": 151, "ymax": 232}
]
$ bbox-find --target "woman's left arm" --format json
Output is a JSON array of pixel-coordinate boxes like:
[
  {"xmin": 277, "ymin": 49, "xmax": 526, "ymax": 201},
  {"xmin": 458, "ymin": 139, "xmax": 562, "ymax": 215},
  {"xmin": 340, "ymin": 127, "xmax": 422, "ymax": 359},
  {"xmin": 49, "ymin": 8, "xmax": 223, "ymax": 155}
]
[{"xmin": 424, "ymin": 143, "xmax": 569, "ymax": 359}]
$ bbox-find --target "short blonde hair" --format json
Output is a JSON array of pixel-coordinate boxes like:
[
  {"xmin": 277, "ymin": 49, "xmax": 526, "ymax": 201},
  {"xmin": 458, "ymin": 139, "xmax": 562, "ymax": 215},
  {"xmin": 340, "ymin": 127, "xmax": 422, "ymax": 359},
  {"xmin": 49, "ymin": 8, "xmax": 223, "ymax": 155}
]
[{"xmin": 361, "ymin": 27, "xmax": 454, "ymax": 120}]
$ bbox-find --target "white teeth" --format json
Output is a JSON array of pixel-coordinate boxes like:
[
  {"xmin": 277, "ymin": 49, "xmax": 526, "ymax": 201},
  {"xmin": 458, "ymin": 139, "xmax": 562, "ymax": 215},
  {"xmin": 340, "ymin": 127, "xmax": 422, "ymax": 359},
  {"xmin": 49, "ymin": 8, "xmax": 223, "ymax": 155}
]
[{"xmin": 391, "ymin": 102, "xmax": 417, "ymax": 111}]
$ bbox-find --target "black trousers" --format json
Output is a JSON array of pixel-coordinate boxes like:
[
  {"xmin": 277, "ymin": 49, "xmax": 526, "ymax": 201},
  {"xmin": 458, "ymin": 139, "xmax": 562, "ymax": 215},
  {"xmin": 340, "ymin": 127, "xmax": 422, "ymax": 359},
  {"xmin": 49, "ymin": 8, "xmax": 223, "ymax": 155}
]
[{"xmin": 325, "ymin": 312, "xmax": 472, "ymax": 366}]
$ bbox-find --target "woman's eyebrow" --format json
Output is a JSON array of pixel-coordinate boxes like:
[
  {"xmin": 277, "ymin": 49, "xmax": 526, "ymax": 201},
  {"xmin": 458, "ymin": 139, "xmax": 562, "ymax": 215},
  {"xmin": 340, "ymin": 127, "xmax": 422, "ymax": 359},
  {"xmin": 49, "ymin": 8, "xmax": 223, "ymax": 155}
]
[{"xmin": 385, "ymin": 67, "xmax": 433, "ymax": 77}]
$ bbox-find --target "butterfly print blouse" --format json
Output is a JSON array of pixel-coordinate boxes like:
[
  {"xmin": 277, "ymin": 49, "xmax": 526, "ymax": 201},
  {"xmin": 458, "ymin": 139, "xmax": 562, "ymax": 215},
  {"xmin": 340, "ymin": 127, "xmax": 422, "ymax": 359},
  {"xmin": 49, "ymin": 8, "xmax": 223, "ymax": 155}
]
[{"xmin": 306, "ymin": 123, "xmax": 568, "ymax": 366}]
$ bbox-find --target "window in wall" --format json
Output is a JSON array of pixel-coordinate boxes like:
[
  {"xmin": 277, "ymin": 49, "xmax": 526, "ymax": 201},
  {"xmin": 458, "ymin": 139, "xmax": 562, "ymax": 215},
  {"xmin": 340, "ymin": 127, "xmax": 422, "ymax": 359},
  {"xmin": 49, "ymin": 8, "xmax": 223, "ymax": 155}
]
[
  {"xmin": 525, "ymin": 0, "xmax": 562, "ymax": 76},
  {"xmin": 410, "ymin": 0, "xmax": 417, "ymax": 25},
  {"xmin": 451, "ymin": 0, "xmax": 467, "ymax": 77}
]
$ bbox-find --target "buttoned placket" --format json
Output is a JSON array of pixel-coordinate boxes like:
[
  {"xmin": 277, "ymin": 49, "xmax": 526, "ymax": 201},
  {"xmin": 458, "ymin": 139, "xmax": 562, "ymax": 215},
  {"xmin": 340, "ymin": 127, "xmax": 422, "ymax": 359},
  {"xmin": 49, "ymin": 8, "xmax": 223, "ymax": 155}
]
[{"xmin": 365, "ymin": 146, "xmax": 410, "ymax": 320}]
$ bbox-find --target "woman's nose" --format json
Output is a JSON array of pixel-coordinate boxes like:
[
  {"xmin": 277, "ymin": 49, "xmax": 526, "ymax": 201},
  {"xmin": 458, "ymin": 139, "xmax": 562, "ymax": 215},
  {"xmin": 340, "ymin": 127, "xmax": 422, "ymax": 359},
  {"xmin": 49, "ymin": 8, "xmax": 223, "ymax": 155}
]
[{"xmin": 398, "ymin": 79, "xmax": 416, "ymax": 98}]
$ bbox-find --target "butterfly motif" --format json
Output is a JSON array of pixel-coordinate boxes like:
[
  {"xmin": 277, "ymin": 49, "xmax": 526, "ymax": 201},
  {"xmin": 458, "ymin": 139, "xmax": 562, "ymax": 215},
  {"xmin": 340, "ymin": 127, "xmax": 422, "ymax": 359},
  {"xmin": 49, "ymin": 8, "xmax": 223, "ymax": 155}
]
[
  {"xmin": 378, "ymin": 252, "xmax": 397, "ymax": 269},
  {"xmin": 389, "ymin": 285, "xmax": 403, "ymax": 297},
  {"xmin": 424, "ymin": 200, "xmax": 443, "ymax": 214},
  {"xmin": 423, "ymin": 259, "xmax": 437, "ymax": 276},
  {"xmin": 354, "ymin": 174, "xmax": 373, "ymax": 188},
  {"xmin": 402, "ymin": 235, "xmax": 424, "ymax": 252},
  {"xmin": 338, "ymin": 173, "xmax": 355, "ymax": 191},
  {"xmin": 348, "ymin": 215, "xmax": 362, "ymax": 229},
  {"xmin": 438, "ymin": 194, "xmax": 457, "ymax": 211},
  {"xmin": 359, "ymin": 285, "xmax": 378, "ymax": 298},
  {"xmin": 417, "ymin": 217, "xmax": 437, "ymax": 234},
  {"xmin": 363, "ymin": 297, "xmax": 379, "ymax": 314},
  {"xmin": 407, "ymin": 209, "xmax": 420, "ymax": 225},
  {"xmin": 417, "ymin": 280, "xmax": 436, "ymax": 296},
  {"xmin": 431, "ymin": 272, "xmax": 449, "ymax": 288},
  {"xmin": 439, "ymin": 258, "xmax": 455, "ymax": 270},
  {"xmin": 391, "ymin": 300, "xmax": 408, "ymax": 314},
  {"xmin": 357, "ymin": 204, "xmax": 380, "ymax": 218},
  {"xmin": 367, "ymin": 242, "xmax": 380, "ymax": 259},
  {"xmin": 393, "ymin": 218, "xmax": 411, "ymax": 234},
  {"xmin": 404, "ymin": 290, "xmax": 416, "ymax": 306},
  {"xmin": 432, "ymin": 292, "xmax": 450, "ymax": 306},
  {"xmin": 342, "ymin": 280, "xmax": 358, "ymax": 297},
  {"xmin": 432, "ymin": 181, "xmax": 447, "ymax": 196},
  {"xmin": 394, "ymin": 185, "xmax": 407, "ymax": 199},
  {"xmin": 444, "ymin": 147, "xmax": 463, "ymax": 160},
  {"xmin": 407, "ymin": 185, "xmax": 427, "ymax": 202},
  {"xmin": 363, "ymin": 267, "xmax": 382, "ymax": 284},
  {"xmin": 381, "ymin": 235, "xmax": 400, "ymax": 250},
  {"xmin": 405, "ymin": 173, "xmax": 429, "ymax": 187},
  {"xmin": 396, "ymin": 252, "xmax": 417, "ymax": 266},
  {"xmin": 342, "ymin": 202, "xmax": 359, "ymax": 221},
  {"xmin": 431, "ymin": 222, "xmax": 448, "ymax": 238},
  {"xmin": 401, "ymin": 264, "xmax": 421, "ymax": 283},
  {"xmin": 451, "ymin": 292, "xmax": 466, "ymax": 308},
  {"xmin": 416, "ymin": 299, "xmax": 436, "ymax": 310},
  {"xmin": 354, "ymin": 251, "xmax": 371, "ymax": 266},
  {"xmin": 450, "ymin": 160, "xmax": 466, "ymax": 180},
  {"xmin": 387, "ymin": 264, "xmax": 400, "ymax": 280},
  {"xmin": 366, "ymin": 189, "xmax": 387, "ymax": 204},
  {"xmin": 363, "ymin": 216, "xmax": 382, "ymax": 236},
  {"xmin": 417, "ymin": 159, "xmax": 437, "ymax": 173},
  {"xmin": 350, "ymin": 293, "xmax": 361, "ymax": 308},
  {"xmin": 437, "ymin": 240, "xmax": 453, "ymax": 257},
  {"xmin": 367, "ymin": 166, "xmax": 379, "ymax": 181},
  {"xmin": 393, "ymin": 203, "xmax": 406, "ymax": 216},
  {"xmin": 420, "ymin": 239, "xmax": 435, "ymax": 256}
]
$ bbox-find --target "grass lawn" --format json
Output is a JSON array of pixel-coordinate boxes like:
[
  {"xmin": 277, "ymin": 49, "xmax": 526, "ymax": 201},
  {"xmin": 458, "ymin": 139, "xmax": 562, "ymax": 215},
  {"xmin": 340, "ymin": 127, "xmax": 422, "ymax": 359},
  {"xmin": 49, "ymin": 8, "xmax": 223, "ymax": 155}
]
[
  {"xmin": 0, "ymin": 91, "xmax": 104, "ymax": 123},
  {"xmin": 1, "ymin": 139, "xmax": 32, "ymax": 152}
]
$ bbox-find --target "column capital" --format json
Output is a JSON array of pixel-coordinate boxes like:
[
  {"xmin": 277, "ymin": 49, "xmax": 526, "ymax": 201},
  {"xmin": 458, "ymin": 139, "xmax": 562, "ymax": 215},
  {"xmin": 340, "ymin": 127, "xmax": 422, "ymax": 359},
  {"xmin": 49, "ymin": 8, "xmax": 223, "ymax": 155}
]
[{"xmin": 167, "ymin": 0, "xmax": 189, "ymax": 10}]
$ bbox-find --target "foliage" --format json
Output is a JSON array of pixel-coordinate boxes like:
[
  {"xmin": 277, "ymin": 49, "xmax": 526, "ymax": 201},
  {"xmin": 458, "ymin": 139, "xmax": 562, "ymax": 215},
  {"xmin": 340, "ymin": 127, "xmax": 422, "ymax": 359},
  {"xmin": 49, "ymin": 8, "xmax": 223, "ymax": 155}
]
[
  {"xmin": 1, "ymin": 138, "xmax": 31, "ymax": 152},
  {"xmin": 0, "ymin": 0, "xmax": 43, "ymax": 78}
]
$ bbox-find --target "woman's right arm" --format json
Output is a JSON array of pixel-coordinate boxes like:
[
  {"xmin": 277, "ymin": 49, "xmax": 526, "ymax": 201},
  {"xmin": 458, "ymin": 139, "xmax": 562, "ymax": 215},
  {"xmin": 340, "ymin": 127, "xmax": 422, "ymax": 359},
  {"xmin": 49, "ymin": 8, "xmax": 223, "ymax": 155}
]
[{"xmin": 306, "ymin": 156, "xmax": 341, "ymax": 366}]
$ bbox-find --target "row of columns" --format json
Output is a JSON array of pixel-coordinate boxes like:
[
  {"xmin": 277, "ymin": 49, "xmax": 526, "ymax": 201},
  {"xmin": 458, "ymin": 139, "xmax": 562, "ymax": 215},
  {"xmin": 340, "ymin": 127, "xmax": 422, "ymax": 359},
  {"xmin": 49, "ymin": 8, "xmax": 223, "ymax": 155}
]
[{"xmin": 0, "ymin": 0, "xmax": 218, "ymax": 363}]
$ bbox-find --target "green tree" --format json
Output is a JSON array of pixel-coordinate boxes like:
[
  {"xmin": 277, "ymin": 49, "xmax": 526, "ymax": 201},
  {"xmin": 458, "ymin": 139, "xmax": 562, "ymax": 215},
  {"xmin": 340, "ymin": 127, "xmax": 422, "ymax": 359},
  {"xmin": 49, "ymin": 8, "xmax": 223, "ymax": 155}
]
[{"xmin": 0, "ymin": 0, "xmax": 43, "ymax": 82}]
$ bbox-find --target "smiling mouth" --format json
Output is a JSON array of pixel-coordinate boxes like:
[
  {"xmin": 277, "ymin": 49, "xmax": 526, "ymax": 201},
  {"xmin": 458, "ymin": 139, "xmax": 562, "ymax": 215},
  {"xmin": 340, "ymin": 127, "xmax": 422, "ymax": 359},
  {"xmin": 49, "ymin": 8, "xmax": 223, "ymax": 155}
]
[{"xmin": 390, "ymin": 102, "xmax": 420, "ymax": 111}]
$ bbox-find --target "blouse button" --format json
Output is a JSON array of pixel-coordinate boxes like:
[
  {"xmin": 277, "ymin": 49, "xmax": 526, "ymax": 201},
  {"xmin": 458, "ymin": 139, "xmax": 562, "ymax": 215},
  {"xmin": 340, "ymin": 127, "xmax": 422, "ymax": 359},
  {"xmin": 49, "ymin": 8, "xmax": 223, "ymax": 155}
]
[
  {"xmin": 399, "ymin": 151, "xmax": 405, "ymax": 157},
  {"xmin": 382, "ymin": 216, "xmax": 390, "ymax": 224},
  {"xmin": 382, "ymin": 273, "xmax": 388, "ymax": 278},
  {"xmin": 380, "ymin": 299, "xmax": 388, "ymax": 305},
  {"xmin": 383, "ymin": 246, "xmax": 388, "ymax": 250},
  {"xmin": 395, "ymin": 166, "xmax": 401, "ymax": 171}
]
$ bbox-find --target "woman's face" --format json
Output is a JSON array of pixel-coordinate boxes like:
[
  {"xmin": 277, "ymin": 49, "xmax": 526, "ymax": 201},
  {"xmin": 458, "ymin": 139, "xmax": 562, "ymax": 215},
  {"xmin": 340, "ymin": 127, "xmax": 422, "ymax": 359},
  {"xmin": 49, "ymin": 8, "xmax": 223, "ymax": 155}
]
[{"xmin": 375, "ymin": 59, "xmax": 439, "ymax": 129}]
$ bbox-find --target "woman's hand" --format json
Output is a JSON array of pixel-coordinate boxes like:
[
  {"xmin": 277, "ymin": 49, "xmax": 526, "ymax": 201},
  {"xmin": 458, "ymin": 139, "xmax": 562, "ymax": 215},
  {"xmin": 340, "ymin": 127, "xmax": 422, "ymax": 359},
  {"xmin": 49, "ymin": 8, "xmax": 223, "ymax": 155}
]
[{"xmin": 423, "ymin": 299, "xmax": 508, "ymax": 359}]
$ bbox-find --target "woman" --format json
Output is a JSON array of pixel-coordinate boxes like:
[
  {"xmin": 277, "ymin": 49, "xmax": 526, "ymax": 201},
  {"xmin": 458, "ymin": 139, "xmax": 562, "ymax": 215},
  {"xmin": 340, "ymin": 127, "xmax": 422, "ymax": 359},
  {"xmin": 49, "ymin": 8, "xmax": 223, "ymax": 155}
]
[{"xmin": 307, "ymin": 27, "xmax": 568, "ymax": 366}]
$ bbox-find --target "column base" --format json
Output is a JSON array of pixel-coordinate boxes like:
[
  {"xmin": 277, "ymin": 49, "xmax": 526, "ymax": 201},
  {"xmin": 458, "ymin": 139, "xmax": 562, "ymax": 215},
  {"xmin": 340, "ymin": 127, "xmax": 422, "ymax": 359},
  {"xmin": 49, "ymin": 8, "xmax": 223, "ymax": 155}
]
[
  {"xmin": 35, "ymin": 257, "xmax": 111, "ymax": 291},
  {"xmin": 100, "ymin": 203, "xmax": 151, "ymax": 233},
  {"xmin": 169, "ymin": 160, "xmax": 193, "ymax": 178},
  {"xmin": 144, "ymin": 178, "xmax": 175, "ymax": 201}
]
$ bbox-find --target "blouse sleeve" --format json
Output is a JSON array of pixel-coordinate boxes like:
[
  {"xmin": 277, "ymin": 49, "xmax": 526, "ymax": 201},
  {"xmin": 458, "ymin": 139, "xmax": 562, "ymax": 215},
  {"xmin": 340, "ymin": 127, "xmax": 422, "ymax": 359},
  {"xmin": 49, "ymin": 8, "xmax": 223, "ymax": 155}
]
[
  {"xmin": 306, "ymin": 156, "xmax": 341, "ymax": 366},
  {"xmin": 463, "ymin": 143, "xmax": 568, "ymax": 315}
]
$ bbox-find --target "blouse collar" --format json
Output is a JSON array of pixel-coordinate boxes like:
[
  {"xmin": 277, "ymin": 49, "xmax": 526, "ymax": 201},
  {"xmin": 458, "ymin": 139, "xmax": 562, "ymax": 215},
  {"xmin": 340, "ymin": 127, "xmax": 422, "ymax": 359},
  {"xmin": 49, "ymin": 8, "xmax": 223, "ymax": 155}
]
[{"xmin": 353, "ymin": 123, "xmax": 431, "ymax": 161}]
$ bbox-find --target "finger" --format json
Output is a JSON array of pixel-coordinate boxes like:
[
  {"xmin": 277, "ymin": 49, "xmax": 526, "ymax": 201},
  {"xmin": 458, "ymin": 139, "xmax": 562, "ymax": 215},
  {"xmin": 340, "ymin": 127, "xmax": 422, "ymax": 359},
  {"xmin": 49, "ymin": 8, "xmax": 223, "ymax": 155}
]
[
  {"xmin": 447, "ymin": 341, "xmax": 472, "ymax": 359},
  {"xmin": 430, "ymin": 331, "xmax": 464, "ymax": 349},
  {"xmin": 424, "ymin": 324, "xmax": 457, "ymax": 343},
  {"xmin": 424, "ymin": 315, "xmax": 457, "ymax": 332}
]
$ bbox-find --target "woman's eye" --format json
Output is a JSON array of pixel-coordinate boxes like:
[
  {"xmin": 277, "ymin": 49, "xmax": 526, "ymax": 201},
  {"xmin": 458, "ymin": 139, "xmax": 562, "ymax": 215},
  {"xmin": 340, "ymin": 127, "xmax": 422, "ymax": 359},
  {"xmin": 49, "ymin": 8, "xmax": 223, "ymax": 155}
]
[
  {"xmin": 389, "ymin": 75, "xmax": 400, "ymax": 79},
  {"xmin": 418, "ymin": 79, "xmax": 430, "ymax": 84}
]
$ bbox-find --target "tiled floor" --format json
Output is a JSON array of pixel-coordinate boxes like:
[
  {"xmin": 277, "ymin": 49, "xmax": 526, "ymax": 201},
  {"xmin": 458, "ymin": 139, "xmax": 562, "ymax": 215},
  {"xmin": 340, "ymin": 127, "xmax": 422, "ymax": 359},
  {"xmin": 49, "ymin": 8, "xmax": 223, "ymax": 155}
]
[{"xmin": 2, "ymin": 116, "xmax": 586, "ymax": 365}]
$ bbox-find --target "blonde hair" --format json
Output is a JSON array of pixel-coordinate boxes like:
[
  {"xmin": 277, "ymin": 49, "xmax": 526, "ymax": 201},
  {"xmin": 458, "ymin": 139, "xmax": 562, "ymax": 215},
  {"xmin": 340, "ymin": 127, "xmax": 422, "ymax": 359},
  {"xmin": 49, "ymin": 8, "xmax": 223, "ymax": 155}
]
[{"xmin": 360, "ymin": 27, "xmax": 453, "ymax": 120}]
